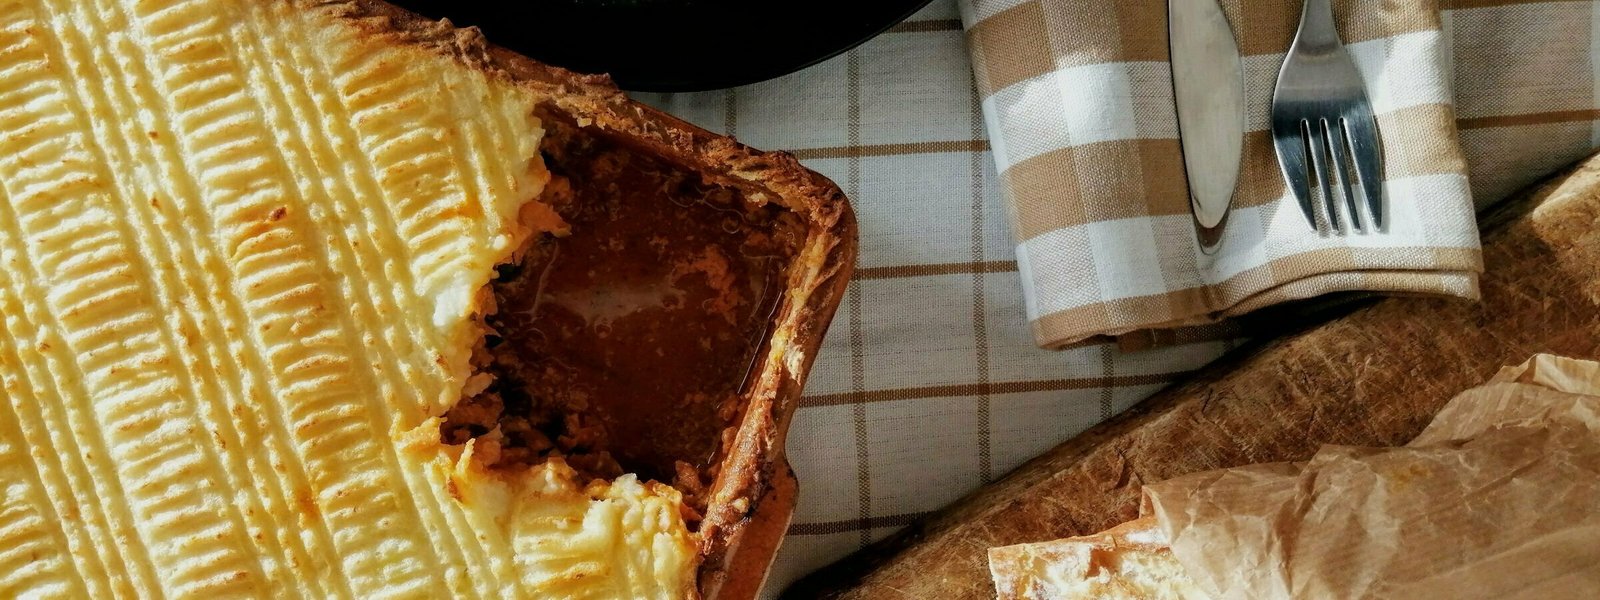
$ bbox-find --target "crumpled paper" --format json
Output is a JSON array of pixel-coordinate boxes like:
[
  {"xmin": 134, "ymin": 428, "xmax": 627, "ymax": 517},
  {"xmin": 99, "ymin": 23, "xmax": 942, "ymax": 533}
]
[{"xmin": 1142, "ymin": 354, "xmax": 1600, "ymax": 599}]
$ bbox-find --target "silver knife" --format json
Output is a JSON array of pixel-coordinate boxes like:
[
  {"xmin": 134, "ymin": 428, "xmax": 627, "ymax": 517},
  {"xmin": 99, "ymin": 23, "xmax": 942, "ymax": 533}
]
[{"xmin": 1169, "ymin": 0, "xmax": 1246, "ymax": 252}]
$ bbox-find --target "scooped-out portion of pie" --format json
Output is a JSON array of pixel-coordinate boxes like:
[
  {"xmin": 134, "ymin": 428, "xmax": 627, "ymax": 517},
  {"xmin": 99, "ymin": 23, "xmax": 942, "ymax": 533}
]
[{"xmin": 0, "ymin": 1, "xmax": 853, "ymax": 598}]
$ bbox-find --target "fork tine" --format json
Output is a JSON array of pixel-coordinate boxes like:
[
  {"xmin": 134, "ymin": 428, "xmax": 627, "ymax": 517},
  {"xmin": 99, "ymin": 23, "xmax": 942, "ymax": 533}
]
[
  {"xmin": 1304, "ymin": 118, "xmax": 1338, "ymax": 233},
  {"xmin": 1272, "ymin": 118, "xmax": 1315, "ymax": 229},
  {"xmin": 1323, "ymin": 118, "xmax": 1361, "ymax": 232},
  {"xmin": 1341, "ymin": 111, "xmax": 1384, "ymax": 229}
]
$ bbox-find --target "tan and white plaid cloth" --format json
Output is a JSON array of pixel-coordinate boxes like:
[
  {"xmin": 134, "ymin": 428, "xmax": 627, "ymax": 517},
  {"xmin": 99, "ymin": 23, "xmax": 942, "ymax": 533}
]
[
  {"xmin": 966, "ymin": 0, "xmax": 1572, "ymax": 348},
  {"xmin": 643, "ymin": 4, "xmax": 1231, "ymax": 594},
  {"xmin": 641, "ymin": 0, "xmax": 1600, "ymax": 596}
]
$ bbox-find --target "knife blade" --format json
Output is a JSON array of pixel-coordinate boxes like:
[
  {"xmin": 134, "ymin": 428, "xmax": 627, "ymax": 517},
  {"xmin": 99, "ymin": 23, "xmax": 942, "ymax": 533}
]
[{"xmin": 1169, "ymin": 0, "xmax": 1245, "ymax": 252}]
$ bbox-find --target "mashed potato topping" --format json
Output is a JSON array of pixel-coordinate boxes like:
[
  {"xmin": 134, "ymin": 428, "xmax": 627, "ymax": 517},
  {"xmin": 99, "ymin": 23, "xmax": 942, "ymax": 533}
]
[{"xmin": 0, "ymin": 0, "xmax": 696, "ymax": 597}]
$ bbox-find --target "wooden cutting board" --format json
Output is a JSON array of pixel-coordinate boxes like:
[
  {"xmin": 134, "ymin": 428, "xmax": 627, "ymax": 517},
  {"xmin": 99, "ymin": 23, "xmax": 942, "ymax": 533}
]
[{"xmin": 784, "ymin": 155, "xmax": 1600, "ymax": 599}]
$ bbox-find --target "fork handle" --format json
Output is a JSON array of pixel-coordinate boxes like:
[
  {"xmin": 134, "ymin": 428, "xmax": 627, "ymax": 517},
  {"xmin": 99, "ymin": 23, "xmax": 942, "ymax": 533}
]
[{"xmin": 1297, "ymin": 0, "xmax": 1343, "ymax": 49}]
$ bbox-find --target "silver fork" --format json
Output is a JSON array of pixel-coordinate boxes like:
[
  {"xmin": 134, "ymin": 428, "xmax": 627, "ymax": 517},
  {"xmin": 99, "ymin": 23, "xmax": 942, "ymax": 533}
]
[{"xmin": 1270, "ymin": 0, "xmax": 1384, "ymax": 233}]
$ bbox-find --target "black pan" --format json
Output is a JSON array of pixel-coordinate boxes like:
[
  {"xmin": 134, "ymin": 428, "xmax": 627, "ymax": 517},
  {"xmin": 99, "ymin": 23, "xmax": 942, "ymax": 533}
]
[{"xmin": 393, "ymin": 0, "xmax": 936, "ymax": 92}]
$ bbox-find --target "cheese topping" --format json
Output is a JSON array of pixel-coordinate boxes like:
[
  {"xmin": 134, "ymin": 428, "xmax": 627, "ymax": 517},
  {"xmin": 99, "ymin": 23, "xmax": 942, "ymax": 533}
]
[{"xmin": 0, "ymin": 0, "xmax": 696, "ymax": 597}]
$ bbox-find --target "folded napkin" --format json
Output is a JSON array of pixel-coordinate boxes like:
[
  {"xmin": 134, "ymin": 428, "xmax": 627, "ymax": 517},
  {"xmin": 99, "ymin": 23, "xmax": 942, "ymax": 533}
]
[{"xmin": 963, "ymin": 0, "xmax": 1486, "ymax": 348}]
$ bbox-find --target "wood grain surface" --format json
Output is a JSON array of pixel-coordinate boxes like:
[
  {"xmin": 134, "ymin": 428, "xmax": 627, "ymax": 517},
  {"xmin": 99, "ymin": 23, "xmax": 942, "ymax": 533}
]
[{"xmin": 784, "ymin": 155, "xmax": 1600, "ymax": 599}]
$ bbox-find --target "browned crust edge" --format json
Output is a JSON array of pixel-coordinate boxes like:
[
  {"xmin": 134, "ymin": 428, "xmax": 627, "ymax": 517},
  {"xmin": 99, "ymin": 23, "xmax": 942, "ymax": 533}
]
[{"xmin": 301, "ymin": 1, "xmax": 859, "ymax": 598}]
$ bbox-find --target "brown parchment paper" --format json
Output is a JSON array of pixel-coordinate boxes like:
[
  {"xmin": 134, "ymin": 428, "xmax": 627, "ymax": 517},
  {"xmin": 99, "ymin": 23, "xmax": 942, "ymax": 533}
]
[{"xmin": 1141, "ymin": 354, "xmax": 1600, "ymax": 600}]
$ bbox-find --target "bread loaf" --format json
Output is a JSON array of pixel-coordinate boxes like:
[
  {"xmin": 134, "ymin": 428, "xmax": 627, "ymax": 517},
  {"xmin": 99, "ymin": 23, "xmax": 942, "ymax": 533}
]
[{"xmin": 989, "ymin": 517, "xmax": 1204, "ymax": 600}]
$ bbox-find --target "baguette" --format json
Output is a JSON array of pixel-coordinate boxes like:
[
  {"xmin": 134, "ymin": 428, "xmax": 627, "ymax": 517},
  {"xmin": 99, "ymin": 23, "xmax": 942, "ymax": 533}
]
[{"xmin": 988, "ymin": 517, "xmax": 1204, "ymax": 600}]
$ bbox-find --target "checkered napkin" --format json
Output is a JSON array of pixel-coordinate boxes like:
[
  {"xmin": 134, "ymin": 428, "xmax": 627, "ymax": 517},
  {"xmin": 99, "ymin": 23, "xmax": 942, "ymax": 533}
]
[{"xmin": 964, "ymin": 0, "xmax": 1484, "ymax": 349}]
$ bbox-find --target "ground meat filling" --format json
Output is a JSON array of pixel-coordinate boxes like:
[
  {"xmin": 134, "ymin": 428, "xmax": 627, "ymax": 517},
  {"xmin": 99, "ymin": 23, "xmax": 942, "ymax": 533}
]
[{"xmin": 440, "ymin": 124, "xmax": 804, "ymax": 522}]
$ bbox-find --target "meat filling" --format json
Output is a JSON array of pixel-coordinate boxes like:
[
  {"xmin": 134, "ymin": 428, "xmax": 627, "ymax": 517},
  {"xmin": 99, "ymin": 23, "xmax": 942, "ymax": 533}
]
[{"xmin": 441, "ymin": 121, "xmax": 804, "ymax": 522}]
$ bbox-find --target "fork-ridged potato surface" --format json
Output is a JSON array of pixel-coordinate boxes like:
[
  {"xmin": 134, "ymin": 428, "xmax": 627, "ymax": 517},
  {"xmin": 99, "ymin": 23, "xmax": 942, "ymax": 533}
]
[{"xmin": 0, "ymin": 0, "xmax": 697, "ymax": 597}]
